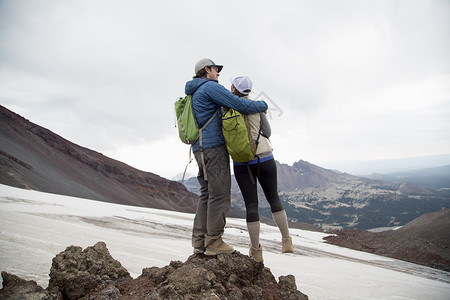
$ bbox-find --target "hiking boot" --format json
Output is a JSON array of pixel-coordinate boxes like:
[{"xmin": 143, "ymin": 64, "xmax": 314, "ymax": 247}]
[
  {"xmin": 282, "ymin": 236, "xmax": 293, "ymax": 253},
  {"xmin": 193, "ymin": 247, "xmax": 205, "ymax": 254},
  {"xmin": 249, "ymin": 245, "xmax": 264, "ymax": 263},
  {"xmin": 205, "ymin": 239, "xmax": 234, "ymax": 256}
]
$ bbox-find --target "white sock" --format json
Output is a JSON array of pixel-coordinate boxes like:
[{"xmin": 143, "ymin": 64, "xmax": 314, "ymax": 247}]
[
  {"xmin": 272, "ymin": 210, "xmax": 290, "ymax": 239},
  {"xmin": 247, "ymin": 221, "xmax": 260, "ymax": 249}
]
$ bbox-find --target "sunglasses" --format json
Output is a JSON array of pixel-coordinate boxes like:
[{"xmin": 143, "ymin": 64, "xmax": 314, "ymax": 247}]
[{"xmin": 209, "ymin": 66, "xmax": 220, "ymax": 73}]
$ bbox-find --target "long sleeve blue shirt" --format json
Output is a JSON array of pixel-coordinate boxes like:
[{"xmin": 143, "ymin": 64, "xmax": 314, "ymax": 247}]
[{"xmin": 185, "ymin": 78, "xmax": 268, "ymax": 152}]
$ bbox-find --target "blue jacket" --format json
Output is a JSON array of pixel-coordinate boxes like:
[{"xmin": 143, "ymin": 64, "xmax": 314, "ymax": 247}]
[{"xmin": 185, "ymin": 78, "xmax": 268, "ymax": 152}]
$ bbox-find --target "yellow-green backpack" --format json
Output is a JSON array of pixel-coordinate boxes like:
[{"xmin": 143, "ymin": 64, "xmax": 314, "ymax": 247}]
[{"xmin": 222, "ymin": 108, "xmax": 259, "ymax": 163}]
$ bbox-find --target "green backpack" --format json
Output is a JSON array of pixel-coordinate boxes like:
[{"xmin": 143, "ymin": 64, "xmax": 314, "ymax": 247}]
[
  {"xmin": 175, "ymin": 95, "xmax": 218, "ymax": 144},
  {"xmin": 222, "ymin": 108, "xmax": 258, "ymax": 163},
  {"xmin": 175, "ymin": 95, "xmax": 199, "ymax": 144},
  {"xmin": 175, "ymin": 95, "xmax": 218, "ymax": 182}
]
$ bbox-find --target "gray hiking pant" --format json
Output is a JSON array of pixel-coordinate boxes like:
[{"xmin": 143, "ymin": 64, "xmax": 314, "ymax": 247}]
[{"xmin": 192, "ymin": 145, "xmax": 231, "ymax": 248}]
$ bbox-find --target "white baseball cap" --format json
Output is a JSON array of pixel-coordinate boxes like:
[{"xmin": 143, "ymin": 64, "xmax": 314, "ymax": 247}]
[{"xmin": 231, "ymin": 76, "xmax": 253, "ymax": 95}]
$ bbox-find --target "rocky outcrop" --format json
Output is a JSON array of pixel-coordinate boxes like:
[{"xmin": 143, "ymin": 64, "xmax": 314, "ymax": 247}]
[
  {"xmin": 0, "ymin": 271, "xmax": 51, "ymax": 300},
  {"xmin": 115, "ymin": 252, "xmax": 307, "ymax": 300},
  {"xmin": 0, "ymin": 105, "xmax": 198, "ymax": 213},
  {"xmin": 47, "ymin": 242, "xmax": 131, "ymax": 300},
  {"xmin": 0, "ymin": 242, "xmax": 308, "ymax": 300}
]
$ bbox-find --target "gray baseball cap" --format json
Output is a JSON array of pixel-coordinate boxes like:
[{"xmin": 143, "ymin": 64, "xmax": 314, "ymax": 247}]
[{"xmin": 194, "ymin": 58, "xmax": 223, "ymax": 74}]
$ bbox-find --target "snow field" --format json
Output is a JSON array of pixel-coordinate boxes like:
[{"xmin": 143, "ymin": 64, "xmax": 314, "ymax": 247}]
[{"xmin": 0, "ymin": 184, "xmax": 449, "ymax": 299}]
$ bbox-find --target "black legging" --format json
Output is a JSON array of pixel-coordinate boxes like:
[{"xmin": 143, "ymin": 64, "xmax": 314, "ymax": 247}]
[{"xmin": 234, "ymin": 158, "xmax": 284, "ymax": 222}]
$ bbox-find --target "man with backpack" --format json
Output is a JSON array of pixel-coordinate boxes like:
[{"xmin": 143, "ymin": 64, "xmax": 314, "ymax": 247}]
[{"xmin": 185, "ymin": 58, "xmax": 268, "ymax": 256}]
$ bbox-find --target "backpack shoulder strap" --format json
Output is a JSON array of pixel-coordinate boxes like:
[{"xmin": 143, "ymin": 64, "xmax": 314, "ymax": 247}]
[{"xmin": 198, "ymin": 109, "xmax": 219, "ymax": 182}]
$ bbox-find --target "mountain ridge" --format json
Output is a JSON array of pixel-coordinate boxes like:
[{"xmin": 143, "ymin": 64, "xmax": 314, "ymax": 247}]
[
  {"xmin": 225, "ymin": 159, "xmax": 449, "ymax": 230},
  {"xmin": 319, "ymin": 154, "xmax": 450, "ymax": 175},
  {"xmin": 0, "ymin": 105, "xmax": 198, "ymax": 213},
  {"xmin": 363, "ymin": 165, "xmax": 450, "ymax": 190}
]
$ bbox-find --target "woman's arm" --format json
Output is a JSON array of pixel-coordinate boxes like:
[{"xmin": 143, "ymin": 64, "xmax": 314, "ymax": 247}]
[{"xmin": 259, "ymin": 112, "xmax": 271, "ymax": 138}]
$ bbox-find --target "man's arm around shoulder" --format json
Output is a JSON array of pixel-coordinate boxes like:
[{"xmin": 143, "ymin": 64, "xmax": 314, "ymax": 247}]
[{"xmin": 204, "ymin": 81, "xmax": 268, "ymax": 114}]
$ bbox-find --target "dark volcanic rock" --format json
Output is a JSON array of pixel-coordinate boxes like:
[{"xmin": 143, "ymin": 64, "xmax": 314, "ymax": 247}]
[
  {"xmin": 47, "ymin": 241, "xmax": 131, "ymax": 300},
  {"xmin": 89, "ymin": 251, "xmax": 308, "ymax": 300},
  {"xmin": 1, "ymin": 242, "xmax": 308, "ymax": 300},
  {"xmin": 324, "ymin": 209, "xmax": 450, "ymax": 271},
  {"xmin": 0, "ymin": 271, "xmax": 51, "ymax": 300}
]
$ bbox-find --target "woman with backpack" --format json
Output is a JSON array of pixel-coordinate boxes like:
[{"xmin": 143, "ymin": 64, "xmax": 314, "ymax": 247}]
[{"xmin": 230, "ymin": 75, "xmax": 293, "ymax": 263}]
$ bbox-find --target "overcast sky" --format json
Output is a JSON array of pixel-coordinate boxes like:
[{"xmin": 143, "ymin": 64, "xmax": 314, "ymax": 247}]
[{"xmin": 1, "ymin": 0, "xmax": 449, "ymax": 179}]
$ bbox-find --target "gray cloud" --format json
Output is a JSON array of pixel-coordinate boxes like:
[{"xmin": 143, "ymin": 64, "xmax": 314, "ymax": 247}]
[{"xmin": 1, "ymin": 0, "xmax": 449, "ymax": 178}]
